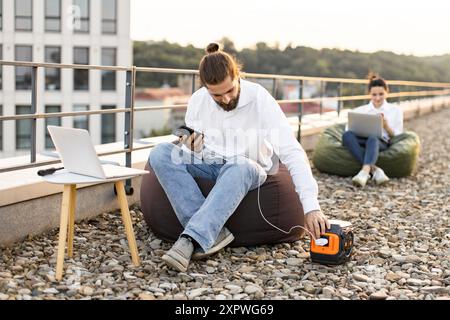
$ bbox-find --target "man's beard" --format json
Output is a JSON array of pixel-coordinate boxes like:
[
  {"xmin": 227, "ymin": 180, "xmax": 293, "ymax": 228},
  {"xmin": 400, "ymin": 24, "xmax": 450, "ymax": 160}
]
[{"xmin": 217, "ymin": 89, "xmax": 241, "ymax": 112}]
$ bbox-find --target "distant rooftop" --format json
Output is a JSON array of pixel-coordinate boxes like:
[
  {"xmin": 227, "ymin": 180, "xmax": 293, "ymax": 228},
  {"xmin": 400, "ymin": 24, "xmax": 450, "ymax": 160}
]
[{"xmin": 135, "ymin": 87, "xmax": 189, "ymax": 100}]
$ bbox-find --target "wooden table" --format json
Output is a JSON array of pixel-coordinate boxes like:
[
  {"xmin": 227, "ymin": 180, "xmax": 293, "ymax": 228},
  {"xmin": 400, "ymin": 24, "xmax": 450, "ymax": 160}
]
[{"xmin": 42, "ymin": 169, "xmax": 147, "ymax": 280}]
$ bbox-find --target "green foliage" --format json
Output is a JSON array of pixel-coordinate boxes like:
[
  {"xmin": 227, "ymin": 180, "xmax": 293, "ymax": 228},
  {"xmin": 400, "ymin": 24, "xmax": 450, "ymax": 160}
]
[
  {"xmin": 143, "ymin": 126, "xmax": 172, "ymax": 138},
  {"xmin": 133, "ymin": 39, "xmax": 450, "ymax": 87},
  {"xmin": 133, "ymin": 40, "xmax": 204, "ymax": 87}
]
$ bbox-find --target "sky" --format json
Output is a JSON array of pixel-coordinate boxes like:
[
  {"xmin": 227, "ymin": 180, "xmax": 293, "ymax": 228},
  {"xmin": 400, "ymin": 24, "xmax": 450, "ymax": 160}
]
[{"xmin": 130, "ymin": 0, "xmax": 450, "ymax": 57}]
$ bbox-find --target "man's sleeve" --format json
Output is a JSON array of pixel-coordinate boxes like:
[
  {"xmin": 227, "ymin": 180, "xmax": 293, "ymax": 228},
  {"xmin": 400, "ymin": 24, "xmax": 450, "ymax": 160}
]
[
  {"xmin": 260, "ymin": 89, "xmax": 321, "ymax": 214},
  {"xmin": 184, "ymin": 95, "xmax": 202, "ymax": 132},
  {"xmin": 182, "ymin": 95, "xmax": 203, "ymax": 157}
]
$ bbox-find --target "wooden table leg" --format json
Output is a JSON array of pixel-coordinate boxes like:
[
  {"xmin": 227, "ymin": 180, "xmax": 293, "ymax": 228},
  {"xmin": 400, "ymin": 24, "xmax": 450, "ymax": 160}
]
[
  {"xmin": 115, "ymin": 180, "xmax": 141, "ymax": 266},
  {"xmin": 55, "ymin": 184, "xmax": 72, "ymax": 281},
  {"xmin": 67, "ymin": 185, "xmax": 77, "ymax": 258}
]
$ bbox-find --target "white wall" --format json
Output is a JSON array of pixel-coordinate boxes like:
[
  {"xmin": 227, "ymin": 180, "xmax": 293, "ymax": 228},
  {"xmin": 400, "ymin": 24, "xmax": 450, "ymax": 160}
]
[{"xmin": 133, "ymin": 99, "xmax": 171, "ymax": 139}]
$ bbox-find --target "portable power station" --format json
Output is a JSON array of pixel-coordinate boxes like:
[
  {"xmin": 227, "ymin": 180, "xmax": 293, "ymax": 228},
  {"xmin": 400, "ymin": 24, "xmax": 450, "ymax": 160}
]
[{"xmin": 310, "ymin": 219, "xmax": 354, "ymax": 265}]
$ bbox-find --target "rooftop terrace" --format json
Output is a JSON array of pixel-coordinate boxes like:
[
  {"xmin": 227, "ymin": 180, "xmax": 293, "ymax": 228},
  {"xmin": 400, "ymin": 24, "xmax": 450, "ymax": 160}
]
[{"xmin": 0, "ymin": 108, "xmax": 449, "ymax": 300}]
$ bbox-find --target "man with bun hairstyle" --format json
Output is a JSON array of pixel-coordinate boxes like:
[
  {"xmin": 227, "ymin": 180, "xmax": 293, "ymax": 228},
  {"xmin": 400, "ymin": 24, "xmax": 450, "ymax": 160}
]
[{"xmin": 149, "ymin": 43, "xmax": 329, "ymax": 272}]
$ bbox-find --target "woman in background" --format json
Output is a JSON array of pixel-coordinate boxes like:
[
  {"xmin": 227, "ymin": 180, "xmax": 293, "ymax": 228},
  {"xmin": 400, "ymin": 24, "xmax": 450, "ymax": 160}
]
[{"xmin": 343, "ymin": 75, "xmax": 404, "ymax": 187}]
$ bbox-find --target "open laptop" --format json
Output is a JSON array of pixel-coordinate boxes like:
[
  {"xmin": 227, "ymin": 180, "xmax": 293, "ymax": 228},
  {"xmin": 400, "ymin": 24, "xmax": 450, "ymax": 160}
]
[
  {"xmin": 47, "ymin": 126, "xmax": 147, "ymax": 180},
  {"xmin": 347, "ymin": 112, "xmax": 383, "ymax": 138}
]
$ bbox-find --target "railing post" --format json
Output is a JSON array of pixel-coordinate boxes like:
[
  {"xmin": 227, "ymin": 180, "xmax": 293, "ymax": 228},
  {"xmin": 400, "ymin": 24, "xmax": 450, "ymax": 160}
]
[
  {"xmin": 31, "ymin": 66, "xmax": 38, "ymax": 163},
  {"xmin": 297, "ymin": 80, "xmax": 303, "ymax": 142},
  {"xmin": 272, "ymin": 78, "xmax": 277, "ymax": 97},
  {"xmin": 319, "ymin": 81, "xmax": 324, "ymax": 115},
  {"xmin": 123, "ymin": 68, "xmax": 134, "ymax": 195},
  {"xmin": 338, "ymin": 82, "xmax": 343, "ymax": 116},
  {"xmin": 348, "ymin": 83, "xmax": 353, "ymax": 108},
  {"xmin": 191, "ymin": 74, "xmax": 196, "ymax": 93}
]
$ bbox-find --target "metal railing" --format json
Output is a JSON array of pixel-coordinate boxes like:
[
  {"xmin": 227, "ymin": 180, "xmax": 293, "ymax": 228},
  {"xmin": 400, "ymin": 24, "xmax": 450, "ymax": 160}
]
[{"xmin": 1, "ymin": 59, "xmax": 450, "ymax": 193}]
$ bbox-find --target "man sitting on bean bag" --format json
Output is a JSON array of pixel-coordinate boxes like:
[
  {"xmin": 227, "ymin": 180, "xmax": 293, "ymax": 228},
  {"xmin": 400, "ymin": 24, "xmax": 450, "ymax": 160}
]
[{"xmin": 148, "ymin": 43, "xmax": 329, "ymax": 272}]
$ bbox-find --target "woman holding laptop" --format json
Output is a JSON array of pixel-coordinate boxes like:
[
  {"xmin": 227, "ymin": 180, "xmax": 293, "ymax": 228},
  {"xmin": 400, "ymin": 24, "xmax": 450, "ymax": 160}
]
[{"xmin": 342, "ymin": 75, "xmax": 404, "ymax": 187}]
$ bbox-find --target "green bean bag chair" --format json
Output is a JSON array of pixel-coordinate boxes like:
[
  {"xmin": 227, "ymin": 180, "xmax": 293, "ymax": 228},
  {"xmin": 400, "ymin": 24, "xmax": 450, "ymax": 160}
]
[{"xmin": 312, "ymin": 124, "xmax": 420, "ymax": 178}]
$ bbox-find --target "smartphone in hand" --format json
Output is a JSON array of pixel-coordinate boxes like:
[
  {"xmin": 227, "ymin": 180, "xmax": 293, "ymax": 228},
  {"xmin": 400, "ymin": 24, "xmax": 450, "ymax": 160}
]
[
  {"xmin": 172, "ymin": 125, "xmax": 204, "ymax": 151},
  {"xmin": 173, "ymin": 125, "xmax": 197, "ymax": 137}
]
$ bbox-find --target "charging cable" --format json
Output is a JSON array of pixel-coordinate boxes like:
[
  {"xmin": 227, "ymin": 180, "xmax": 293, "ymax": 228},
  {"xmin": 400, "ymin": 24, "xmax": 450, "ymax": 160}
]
[{"xmin": 256, "ymin": 170, "xmax": 328, "ymax": 246}]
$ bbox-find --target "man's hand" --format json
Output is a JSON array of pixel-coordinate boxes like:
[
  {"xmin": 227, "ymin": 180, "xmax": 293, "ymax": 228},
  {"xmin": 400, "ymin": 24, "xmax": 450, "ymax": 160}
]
[
  {"xmin": 180, "ymin": 132, "xmax": 204, "ymax": 153},
  {"xmin": 304, "ymin": 210, "xmax": 330, "ymax": 240}
]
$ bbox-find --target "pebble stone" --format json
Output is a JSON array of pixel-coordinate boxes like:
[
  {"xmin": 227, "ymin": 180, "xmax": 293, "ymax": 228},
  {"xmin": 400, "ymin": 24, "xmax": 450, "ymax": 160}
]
[{"xmin": 0, "ymin": 108, "xmax": 449, "ymax": 300}]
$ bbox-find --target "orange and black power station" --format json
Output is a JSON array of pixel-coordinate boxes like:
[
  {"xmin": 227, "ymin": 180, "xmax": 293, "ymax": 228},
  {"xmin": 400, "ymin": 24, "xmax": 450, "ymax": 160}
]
[{"xmin": 310, "ymin": 220, "xmax": 354, "ymax": 265}]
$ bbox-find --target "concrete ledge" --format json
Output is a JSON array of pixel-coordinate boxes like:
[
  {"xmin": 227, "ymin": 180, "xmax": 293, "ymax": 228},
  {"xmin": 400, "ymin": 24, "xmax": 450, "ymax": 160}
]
[
  {"xmin": 0, "ymin": 137, "xmax": 171, "ymax": 207},
  {"xmin": 0, "ymin": 96, "xmax": 449, "ymax": 245},
  {"xmin": 0, "ymin": 176, "xmax": 144, "ymax": 245}
]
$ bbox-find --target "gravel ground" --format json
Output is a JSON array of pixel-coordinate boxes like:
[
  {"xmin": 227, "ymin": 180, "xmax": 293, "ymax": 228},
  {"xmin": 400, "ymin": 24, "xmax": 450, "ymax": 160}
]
[{"xmin": 1, "ymin": 109, "xmax": 449, "ymax": 300}]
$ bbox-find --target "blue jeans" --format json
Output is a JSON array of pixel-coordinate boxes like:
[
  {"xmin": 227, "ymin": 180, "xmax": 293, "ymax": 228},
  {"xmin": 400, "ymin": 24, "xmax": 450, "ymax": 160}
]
[
  {"xmin": 148, "ymin": 142, "xmax": 267, "ymax": 252},
  {"xmin": 342, "ymin": 131, "xmax": 389, "ymax": 166}
]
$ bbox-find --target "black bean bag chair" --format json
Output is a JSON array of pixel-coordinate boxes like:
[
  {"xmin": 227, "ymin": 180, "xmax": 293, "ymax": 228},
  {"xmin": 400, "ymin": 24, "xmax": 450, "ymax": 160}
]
[
  {"xmin": 140, "ymin": 162, "xmax": 304, "ymax": 247},
  {"xmin": 312, "ymin": 123, "xmax": 421, "ymax": 177}
]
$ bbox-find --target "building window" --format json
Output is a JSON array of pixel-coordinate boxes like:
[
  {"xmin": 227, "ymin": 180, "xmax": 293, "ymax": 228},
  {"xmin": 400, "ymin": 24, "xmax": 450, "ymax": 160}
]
[
  {"xmin": 102, "ymin": 0, "xmax": 116, "ymax": 34},
  {"xmin": 16, "ymin": 105, "xmax": 32, "ymax": 150},
  {"xmin": 73, "ymin": 47, "xmax": 89, "ymax": 90},
  {"xmin": 45, "ymin": 0, "xmax": 61, "ymax": 32},
  {"xmin": 101, "ymin": 48, "xmax": 116, "ymax": 90},
  {"xmin": 73, "ymin": 104, "xmax": 89, "ymax": 130},
  {"xmin": 101, "ymin": 105, "xmax": 115, "ymax": 144},
  {"xmin": 15, "ymin": 45, "xmax": 33, "ymax": 90},
  {"xmin": 15, "ymin": 0, "xmax": 32, "ymax": 31},
  {"xmin": 0, "ymin": 44, "xmax": 2, "ymax": 90},
  {"xmin": 73, "ymin": 0, "xmax": 89, "ymax": 33},
  {"xmin": 0, "ymin": 0, "xmax": 3, "ymax": 31},
  {"xmin": 0, "ymin": 105, "xmax": 3, "ymax": 151},
  {"xmin": 45, "ymin": 46, "xmax": 61, "ymax": 91},
  {"xmin": 45, "ymin": 106, "xmax": 61, "ymax": 149}
]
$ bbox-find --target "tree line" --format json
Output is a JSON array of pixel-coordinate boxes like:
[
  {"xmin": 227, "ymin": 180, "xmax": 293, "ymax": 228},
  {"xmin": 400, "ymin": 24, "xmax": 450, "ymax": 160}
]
[{"xmin": 133, "ymin": 38, "xmax": 450, "ymax": 88}]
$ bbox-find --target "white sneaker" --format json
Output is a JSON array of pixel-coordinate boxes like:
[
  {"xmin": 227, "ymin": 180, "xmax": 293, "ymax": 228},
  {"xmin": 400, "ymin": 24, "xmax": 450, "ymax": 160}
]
[
  {"xmin": 372, "ymin": 167, "xmax": 390, "ymax": 185},
  {"xmin": 352, "ymin": 170, "xmax": 370, "ymax": 187}
]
